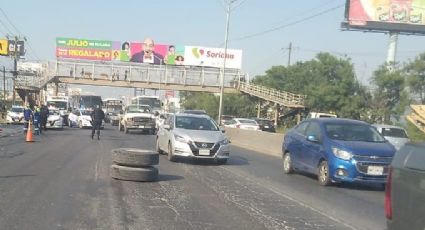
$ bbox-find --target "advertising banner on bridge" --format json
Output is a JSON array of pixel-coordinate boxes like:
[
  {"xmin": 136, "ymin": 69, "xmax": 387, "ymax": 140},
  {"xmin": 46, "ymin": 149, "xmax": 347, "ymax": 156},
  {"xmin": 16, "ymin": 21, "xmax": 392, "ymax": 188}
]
[
  {"xmin": 184, "ymin": 46, "xmax": 242, "ymax": 69},
  {"xmin": 56, "ymin": 37, "xmax": 243, "ymax": 69},
  {"xmin": 344, "ymin": 0, "xmax": 425, "ymax": 34},
  {"xmin": 56, "ymin": 37, "xmax": 113, "ymax": 61}
]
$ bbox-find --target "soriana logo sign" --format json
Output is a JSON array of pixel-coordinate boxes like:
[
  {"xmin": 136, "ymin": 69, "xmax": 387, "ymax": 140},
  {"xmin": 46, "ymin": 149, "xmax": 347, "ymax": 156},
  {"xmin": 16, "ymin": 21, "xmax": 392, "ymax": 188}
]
[{"xmin": 185, "ymin": 46, "xmax": 242, "ymax": 69}]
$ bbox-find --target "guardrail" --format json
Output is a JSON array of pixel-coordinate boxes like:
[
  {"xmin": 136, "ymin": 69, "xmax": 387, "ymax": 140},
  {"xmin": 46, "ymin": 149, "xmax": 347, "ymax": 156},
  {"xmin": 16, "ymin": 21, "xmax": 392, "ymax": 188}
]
[{"xmin": 225, "ymin": 127, "xmax": 284, "ymax": 156}]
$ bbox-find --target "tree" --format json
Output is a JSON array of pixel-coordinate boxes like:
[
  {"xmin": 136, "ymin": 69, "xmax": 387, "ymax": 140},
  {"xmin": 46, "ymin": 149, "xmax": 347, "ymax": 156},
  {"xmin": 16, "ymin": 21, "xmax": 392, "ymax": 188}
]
[
  {"xmin": 371, "ymin": 64, "xmax": 408, "ymax": 123},
  {"xmin": 253, "ymin": 53, "xmax": 369, "ymax": 119},
  {"xmin": 180, "ymin": 92, "xmax": 257, "ymax": 119},
  {"xmin": 404, "ymin": 52, "xmax": 425, "ymax": 104}
]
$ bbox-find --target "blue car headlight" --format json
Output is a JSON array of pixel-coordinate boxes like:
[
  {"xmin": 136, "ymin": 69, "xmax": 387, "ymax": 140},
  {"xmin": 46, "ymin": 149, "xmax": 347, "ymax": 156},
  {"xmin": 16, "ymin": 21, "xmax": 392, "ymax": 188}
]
[
  {"xmin": 332, "ymin": 147, "xmax": 353, "ymax": 161},
  {"xmin": 218, "ymin": 138, "xmax": 230, "ymax": 145}
]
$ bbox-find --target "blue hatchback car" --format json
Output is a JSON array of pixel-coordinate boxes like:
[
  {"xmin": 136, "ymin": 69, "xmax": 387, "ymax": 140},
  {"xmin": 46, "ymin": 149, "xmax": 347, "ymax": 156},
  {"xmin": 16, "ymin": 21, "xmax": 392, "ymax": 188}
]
[{"xmin": 282, "ymin": 118, "xmax": 396, "ymax": 186}]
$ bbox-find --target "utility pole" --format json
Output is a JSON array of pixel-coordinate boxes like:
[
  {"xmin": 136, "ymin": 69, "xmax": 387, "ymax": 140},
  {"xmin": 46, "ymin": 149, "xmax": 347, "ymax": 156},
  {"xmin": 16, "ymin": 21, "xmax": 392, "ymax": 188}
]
[
  {"xmin": 218, "ymin": 0, "xmax": 235, "ymax": 125},
  {"xmin": 287, "ymin": 42, "xmax": 292, "ymax": 67},
  {"xmin": 12, "ymin": 36, "xmax": 19, "ymax": 105},
  {"xmin": 2, "ymin": 66, "xmax": 5, "ymax": 102}
]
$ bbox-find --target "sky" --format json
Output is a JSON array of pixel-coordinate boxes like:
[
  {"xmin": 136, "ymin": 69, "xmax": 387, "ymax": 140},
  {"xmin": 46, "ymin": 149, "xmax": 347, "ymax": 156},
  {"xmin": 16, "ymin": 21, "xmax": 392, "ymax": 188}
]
[{"xmin": 0, "ymin": 0, "xmax": 424, "ymax": 98}]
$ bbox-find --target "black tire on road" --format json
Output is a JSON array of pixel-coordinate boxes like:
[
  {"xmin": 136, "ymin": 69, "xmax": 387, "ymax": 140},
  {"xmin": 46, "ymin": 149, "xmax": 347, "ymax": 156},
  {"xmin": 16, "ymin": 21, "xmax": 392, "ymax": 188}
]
[
  {"xmin": 318, "ymin": 160, "xmax": 331, "ymax": 186},
  {"xmin": 112, "ymin": 148, "xmax": 159, "ymax": 167},
  {"xmin": 111, "ymin": 164, "xmax": 158, "ymax": 182},
  {"xmin": 282, "ymin": 152, "xmax": 294, "ymax": 174},
  {"xmin": 168, "ymin": 142, "xmax": 176, "ymax": 162},
  {"xmin": 156, "ymin": 138, "xmax": 164, "ymax": 154}
]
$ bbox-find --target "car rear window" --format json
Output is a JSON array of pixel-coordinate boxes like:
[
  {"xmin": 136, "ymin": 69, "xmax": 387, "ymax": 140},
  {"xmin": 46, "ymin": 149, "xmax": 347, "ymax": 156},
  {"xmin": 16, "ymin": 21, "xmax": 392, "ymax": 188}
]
[
  {"xmin": 382, "ymin": 128, "xmax": 408, "ymax": 138},
  {"xmin": 239, "ymin": 119, "xmax": 256, "ymax": 124}
]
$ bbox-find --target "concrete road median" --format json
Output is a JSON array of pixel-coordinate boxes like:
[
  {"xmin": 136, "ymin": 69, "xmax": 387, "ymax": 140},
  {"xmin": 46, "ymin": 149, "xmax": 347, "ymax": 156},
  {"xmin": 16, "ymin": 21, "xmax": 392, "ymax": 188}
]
[{"xmin": 225, "ymin": 128, "xmax": 284, "ymax": 157}]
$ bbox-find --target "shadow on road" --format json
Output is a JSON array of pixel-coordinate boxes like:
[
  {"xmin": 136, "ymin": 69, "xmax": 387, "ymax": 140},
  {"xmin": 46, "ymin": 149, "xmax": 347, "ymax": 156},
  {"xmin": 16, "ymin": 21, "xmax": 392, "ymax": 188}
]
[
  {"xmin": 0, "ymin": 174, "xmax": 36, "ymax": 179},
  {"xmin": 171, "ymin": 156, "xmax": 249, "ymax": 166},
  {"xmin": 158, "ymin": 174, "xmax": 184, "ymax": 182}
]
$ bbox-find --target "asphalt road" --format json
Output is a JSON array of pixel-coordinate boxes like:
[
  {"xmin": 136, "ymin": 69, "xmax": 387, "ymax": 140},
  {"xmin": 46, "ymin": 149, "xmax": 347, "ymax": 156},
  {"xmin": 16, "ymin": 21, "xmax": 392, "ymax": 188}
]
[{"xmin": 0, "ymin": 125, "xmax": 385, "ymax": 230}]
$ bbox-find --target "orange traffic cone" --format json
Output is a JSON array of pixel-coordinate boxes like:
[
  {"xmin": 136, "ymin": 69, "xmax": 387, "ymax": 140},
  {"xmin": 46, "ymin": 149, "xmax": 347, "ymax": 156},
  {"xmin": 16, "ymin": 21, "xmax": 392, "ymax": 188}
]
[{"xmin": 26, "ymin": 120, "xmax": 34, "ymax": 142}]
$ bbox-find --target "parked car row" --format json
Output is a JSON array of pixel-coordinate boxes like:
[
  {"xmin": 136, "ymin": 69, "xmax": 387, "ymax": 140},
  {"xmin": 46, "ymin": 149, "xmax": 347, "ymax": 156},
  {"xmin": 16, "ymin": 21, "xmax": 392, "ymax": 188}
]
[{"xmin": 223, "ymin": 117, "xmax": 276, "ymax": 132}]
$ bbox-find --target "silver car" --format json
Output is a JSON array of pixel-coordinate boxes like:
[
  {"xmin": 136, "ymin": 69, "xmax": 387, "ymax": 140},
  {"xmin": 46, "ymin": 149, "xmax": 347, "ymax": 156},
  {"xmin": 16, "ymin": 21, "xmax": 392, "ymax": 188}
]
[
  {"xmin": 373, "ymin": 124, "xmax": 410, "ymax": 150},
  {"xmin": 156, "ymin": 114, "xmax": 230, "ymax": 164}
]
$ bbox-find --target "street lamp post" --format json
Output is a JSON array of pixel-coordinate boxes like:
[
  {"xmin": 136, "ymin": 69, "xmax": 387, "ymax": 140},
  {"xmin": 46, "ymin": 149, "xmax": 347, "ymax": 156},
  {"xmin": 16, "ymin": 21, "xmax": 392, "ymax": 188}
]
[{"xmin": 218, "ymin": 0, "xmax": 234, "ymax": 125}]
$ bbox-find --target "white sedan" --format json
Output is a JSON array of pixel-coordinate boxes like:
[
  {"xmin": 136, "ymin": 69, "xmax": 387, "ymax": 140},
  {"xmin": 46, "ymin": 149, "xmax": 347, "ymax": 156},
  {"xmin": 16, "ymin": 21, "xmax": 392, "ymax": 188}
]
[
  {"xmin": 156, "ymin": 113, "xmax": 230, "ymax": 164},
  {"xmin": 46, "ymin": 110, "xmax": 64, "ymax": 129},
  {"xmin": 224, "ymin": 118, "xmax": 260, "ymax": 131},
  {"xmin": 68, "ymin": 109, "xmax": 99, "ymax": 129}
]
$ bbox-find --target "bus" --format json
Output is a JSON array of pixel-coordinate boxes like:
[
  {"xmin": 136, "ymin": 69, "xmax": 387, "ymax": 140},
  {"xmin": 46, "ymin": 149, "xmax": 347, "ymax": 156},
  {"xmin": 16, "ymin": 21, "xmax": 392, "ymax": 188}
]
[
  {"xmin": 70, "ymin": 95, "xmax": 103, "ymax": 110},
  {"xmin": 131, "ymin": 95, "xmax": 161, "ymax": 113},
  {"xmin": 102, "ymin": 98, "xmax": 123, "ymax": 112}
]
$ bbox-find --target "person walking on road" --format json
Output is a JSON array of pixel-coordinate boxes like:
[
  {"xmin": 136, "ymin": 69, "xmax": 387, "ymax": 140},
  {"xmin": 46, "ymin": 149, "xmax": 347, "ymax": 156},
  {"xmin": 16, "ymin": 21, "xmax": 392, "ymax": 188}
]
[
  {"xmin": 90, "ymin": 105, "xmax": 105, "ymax": 140},
  {"xmin": 33, "ymin": 106, "xmax": 41, "ymax": 135},
  {"xmin": 40, "ymin": 105, "xmax": 49, "ymax": 131},
  {"xmin": 23, "ymin": 105, "xmax": 33, "ymax": 133}
]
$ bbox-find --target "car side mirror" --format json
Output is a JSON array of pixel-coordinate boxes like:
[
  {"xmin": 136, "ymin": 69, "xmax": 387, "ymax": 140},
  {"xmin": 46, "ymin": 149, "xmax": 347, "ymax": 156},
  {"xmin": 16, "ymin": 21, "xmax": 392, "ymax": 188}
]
[
  {"xmin": 220, "ymin": 127, "xmax": 226, "ymax": 133},
  {"xmin": 163, "ymin": 124, "xmax": 171, "ymax": 130},
  {"xmin": 307, "ymin": 135, "xmax": 320, "ymax": 143}
]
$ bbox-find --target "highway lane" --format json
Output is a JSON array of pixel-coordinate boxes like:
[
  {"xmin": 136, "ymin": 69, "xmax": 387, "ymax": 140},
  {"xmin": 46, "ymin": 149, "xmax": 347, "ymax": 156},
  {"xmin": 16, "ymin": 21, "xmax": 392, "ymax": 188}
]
[{"xmin": 0, "ymin": 125, "xmax": 382, "ymax": 229}]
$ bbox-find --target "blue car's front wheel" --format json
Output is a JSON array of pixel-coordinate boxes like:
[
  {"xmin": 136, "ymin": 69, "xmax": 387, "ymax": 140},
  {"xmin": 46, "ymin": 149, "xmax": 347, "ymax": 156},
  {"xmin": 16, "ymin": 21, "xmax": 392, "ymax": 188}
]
[
  {"xmin": 282, "ymin": 152, "xmax": 294, "ymax": 174},
  {"xmin": 318, "ymin": 160, "xmax": 331, "ymax": 186}
]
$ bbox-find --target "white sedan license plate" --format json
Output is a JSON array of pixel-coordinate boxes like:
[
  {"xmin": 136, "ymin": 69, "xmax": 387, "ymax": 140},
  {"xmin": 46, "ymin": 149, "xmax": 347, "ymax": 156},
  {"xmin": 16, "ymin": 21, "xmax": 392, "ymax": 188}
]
[
  {"xmin": 367, "ymin": 166, "xmax": 384, "ymax": 175},
  {"xmin": 138, "ymin": 125, "xmax": 145, "ymax": 128},
  {"xmin": 199, "ymin": 149, "xmax": 210, "ymax": 156}
]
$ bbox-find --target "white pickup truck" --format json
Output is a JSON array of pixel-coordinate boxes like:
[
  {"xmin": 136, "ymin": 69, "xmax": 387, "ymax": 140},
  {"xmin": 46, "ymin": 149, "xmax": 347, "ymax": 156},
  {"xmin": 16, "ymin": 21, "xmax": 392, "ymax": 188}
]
[{"xmin": 118, "ymin": 104, "xmax": 156, "ymax": 134}]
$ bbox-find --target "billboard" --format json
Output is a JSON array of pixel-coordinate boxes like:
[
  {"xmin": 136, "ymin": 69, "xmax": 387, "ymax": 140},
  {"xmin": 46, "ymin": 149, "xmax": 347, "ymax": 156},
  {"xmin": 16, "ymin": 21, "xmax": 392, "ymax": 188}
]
[
  {"xmin": 56, "ymin": 37, "xmax": 112, "ymax": 61},
  {"xmin": 8, "ymin": 40, "xmax": 25, "ymax": 57},
  {"xmin": 184, "ymin": 46, "xmax": 243, "ymax": 69},
  {"xmin": 0, "ymin": 39, "xmax": 8, "ymax": 56},
  {"xmin": 56, "ymin": 37, "xmax": 243, "ymax": 69},
  {"xmin": 343, "ymin": 0, "xmax": 425, "ymax": 34}
]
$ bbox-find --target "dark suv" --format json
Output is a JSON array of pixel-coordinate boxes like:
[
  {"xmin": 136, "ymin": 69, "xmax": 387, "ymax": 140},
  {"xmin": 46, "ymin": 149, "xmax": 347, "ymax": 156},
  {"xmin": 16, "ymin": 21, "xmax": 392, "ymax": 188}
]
[
  {"xmin": 253, "ymin": 118, "xmax": 275, "ymax": 132},
  {"xmin": 386, "ymin": 143, "xmax": 425, "ymax": 230}
]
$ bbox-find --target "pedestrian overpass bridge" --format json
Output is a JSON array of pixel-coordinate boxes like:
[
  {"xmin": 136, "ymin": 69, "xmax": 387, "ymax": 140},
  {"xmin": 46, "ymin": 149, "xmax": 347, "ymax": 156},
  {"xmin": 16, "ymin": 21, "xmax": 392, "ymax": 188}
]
[{"xmin": 15, "ymin": 60, "xmax": 306, "ymax": 109}]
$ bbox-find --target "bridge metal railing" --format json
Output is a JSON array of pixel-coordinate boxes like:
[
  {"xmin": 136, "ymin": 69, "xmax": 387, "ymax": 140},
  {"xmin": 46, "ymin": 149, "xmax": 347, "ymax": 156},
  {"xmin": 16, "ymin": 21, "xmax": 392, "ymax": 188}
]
[
  {"xmin": 14, "ymin": 60, "xmax": 306, "ymax": 109},
  {"xmin": 237, "ymin": 81, "xmax": 306, "ymax": 108},
  {"xmin": 15, "ymin": 60, "xmax": 245, "ymax": 90}
]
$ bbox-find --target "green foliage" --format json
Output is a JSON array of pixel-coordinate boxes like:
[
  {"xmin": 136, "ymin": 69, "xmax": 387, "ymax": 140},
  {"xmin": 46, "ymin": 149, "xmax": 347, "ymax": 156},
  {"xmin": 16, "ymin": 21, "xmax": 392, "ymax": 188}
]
[
  {"xmin": 180, "ymin": 92, "xmax": 257, "ymax": 119},
  {"xmin": 404, "ymin": 53, "xmax": 425, "ymax": 104},
  {"xmin": 405, "ymin": 121, "xmax": 425, "ymax": 142},
  {"xmin": 371, "ymin": 64, "xmax": 408, "ymax": 123},
  {"xmin": 254, "ymin": 52, "xmax": 369, "ymax": 120}
]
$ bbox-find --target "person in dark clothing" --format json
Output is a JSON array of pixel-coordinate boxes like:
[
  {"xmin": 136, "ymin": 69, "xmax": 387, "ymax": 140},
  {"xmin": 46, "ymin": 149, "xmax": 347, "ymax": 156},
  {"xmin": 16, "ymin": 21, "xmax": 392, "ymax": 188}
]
[
  {"xmin": 23, "ymin": 105, "xmax": 33, "ymax": 133},
  {"xmin": 33, "ymin": 107, "xmax": 41, "ymax": 135},
  {"xmin": 40, "ymin": 105, "xmax": 49, "ymax": 131},
  {"xmin": 90, "ymin": 105, "xmax": 105, "ymax": 140}
]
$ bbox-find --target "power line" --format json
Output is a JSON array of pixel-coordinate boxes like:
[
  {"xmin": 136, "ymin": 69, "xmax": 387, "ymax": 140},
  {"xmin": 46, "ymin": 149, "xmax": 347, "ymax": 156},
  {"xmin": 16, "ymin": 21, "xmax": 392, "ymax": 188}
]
[
  {"xmin": 0, "ymin": 7, "xmax": 22, "ymax": 35},
  {"xmin": 266, "ymin": 0, "xmax": 339, "ymax": 29},
  {"xmin": 0, "ymin": 8, "xmax": 41, "ymax": 60},
  {"xmin": 231, "ymin": 0, "xmax": 249, "ymax": 10},
  {"xmin": 0, "ymin": 18, "xmax": 13, "ymax": 35},
  {"xmin": 232, "ymin": 4, "xmax": 344, "ymax": 42}
]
